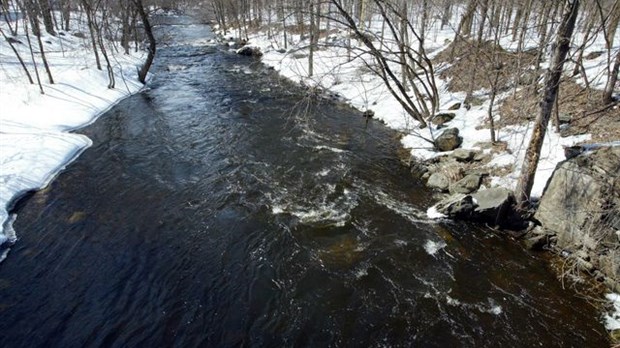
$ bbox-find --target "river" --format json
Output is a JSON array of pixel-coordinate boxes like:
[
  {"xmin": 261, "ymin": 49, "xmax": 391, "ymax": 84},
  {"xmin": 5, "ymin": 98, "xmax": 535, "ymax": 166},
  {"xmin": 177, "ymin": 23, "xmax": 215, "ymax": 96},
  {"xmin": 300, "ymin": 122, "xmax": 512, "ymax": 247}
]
[{"xmin": 0, "ymin": 16, "xmax": 610, "ymax": 347}]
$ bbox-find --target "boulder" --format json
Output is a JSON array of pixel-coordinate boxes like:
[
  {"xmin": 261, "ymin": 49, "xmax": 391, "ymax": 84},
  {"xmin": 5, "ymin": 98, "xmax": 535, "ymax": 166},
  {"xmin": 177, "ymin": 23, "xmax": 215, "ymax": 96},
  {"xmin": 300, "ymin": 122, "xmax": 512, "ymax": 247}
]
[
  {"xmin": 449, "ymin": 174, "xmax": 482, "ymax": 194},
  {"xmin": 433, "ymin": 194, "xmax": 475, "ymax": 219},
  {"xmin": 471, "ymin": 188, "xmax": 515, "ymax": 225},
  {"xmin": 534, "ymin": 146, "xmax": 620, "ymax": 289},
  {"xmin": 535, "ymin": 146, "xmax": 620, "ymax": 245},
  {"xmin": 434, "ymin": 128, "xmax": 463, "ymax": 152},
  {"xmin": 433, "ymin": 187, "xmax": 515, "ymax": 226},
  {"xmin": 452, "ymin": 148, "xmax": 477, "ymax": 162},
  {"xmin": 427, "ymin": 173, "xmax": 450, "ymax": 192},
  {"xmin": 432, "ymin": 113, "xmax": 456, "ymax": 126},
  {"xmin": 236, "ymin": 45, "xmax": 263, "ymax": 57}
]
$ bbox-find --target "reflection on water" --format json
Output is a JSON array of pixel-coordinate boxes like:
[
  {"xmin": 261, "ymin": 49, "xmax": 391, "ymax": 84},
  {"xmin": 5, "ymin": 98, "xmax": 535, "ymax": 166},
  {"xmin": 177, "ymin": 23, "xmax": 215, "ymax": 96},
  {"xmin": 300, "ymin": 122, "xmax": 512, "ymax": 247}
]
[{"xmin": 0, "ymin": 16, "xmax": 609, "ymax": 347}]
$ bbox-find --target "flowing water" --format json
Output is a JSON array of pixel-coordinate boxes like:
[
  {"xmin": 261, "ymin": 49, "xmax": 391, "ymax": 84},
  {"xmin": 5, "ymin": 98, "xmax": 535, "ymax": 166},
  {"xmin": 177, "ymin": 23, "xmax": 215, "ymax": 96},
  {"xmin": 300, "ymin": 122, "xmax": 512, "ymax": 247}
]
[{"xmin": 0, "ymin": 16, "xmax": 610, "ymax": 347}]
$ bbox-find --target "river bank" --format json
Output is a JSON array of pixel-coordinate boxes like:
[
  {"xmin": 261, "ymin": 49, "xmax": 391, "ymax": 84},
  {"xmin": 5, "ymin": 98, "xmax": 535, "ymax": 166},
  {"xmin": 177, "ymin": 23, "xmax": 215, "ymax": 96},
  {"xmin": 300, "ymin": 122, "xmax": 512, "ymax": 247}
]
[{"xmin": 0, "ymin": 13, "xmax": 146, "ymax": 260}]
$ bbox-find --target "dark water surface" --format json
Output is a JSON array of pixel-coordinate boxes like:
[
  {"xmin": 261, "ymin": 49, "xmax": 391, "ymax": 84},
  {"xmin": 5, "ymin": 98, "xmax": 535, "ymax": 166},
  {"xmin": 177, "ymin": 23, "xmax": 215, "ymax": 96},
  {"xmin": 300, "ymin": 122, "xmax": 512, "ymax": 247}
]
[{"xmin": 0, "ymin": 17, "xmax": 610, "ymax": 347}]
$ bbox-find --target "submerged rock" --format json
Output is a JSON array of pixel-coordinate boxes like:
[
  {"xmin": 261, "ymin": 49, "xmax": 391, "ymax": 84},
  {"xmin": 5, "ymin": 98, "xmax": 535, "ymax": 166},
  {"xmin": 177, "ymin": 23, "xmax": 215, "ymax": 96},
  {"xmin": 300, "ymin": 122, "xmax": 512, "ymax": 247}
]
[{"xmin": 434, "ymin": 128, "xmax": 462, "ymax": 152}]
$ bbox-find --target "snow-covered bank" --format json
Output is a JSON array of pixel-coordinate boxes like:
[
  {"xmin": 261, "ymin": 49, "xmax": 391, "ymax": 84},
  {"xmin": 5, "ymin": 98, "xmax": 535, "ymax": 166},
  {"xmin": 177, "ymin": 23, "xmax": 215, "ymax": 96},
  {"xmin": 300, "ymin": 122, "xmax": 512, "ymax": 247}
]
[{"xmin": 0, "ymin": 16, "xmax": 145, "ymax": 258}]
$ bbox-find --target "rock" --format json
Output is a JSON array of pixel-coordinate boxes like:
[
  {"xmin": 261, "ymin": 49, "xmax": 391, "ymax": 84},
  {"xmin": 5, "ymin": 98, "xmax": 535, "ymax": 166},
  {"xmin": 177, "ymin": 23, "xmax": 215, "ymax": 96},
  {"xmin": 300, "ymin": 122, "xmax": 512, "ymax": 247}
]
[
  {"xmin": 236, "ymin": 45, "xmax": 263, "ymax": 57},
  {"xmin": 559, "ymin": 113, "xmax": 572, "ymax": 124},
  {"xmin": 448, "ymin": 102, "xmax": 461, "ymax": 110},
  {"xmin": 452, "ymin": 148, "xmax": 477, "ymax": 162},
  {"xmin": 363, "ymin": 110, "xmax": 375, "ymax": 118},
  {"xmin": 276, "ymin": 48, "xmax": 287, "ymax": 54},
  {"xmin": 433, "ymin": 187, "xmax": 516, "ymax": 226},
  {"xmin": 524, "ymin": 231, "xmax": 550, "ymax": 250},
  {"xmin": 473, "ymin": 152, "xmax": 490, "ymax": 162},
  {"xmin": 449, "ymin": 174, "xmax": 482, "ymax": 194},
  {"xmin": 434, "ymin": 128, "xmax": 463, "ymax": 152},
  {"xmin": 563, "ymin": 145, "xmax": 583, "ymax": 159},
  {"xmin": 535, "ymin": 146, "xmax": 620, "ymax": 288},
  {"xmin": 427, "ymin": 173, "xmax": 450, "ymax": 192},
  {"xmin": 434, "ymin": 194, "xmax": 475, "ymax": 218},
  {"xmin": 471, "ymin": 188, "xmax": 515, "ymax": 225},
  {"xmin": 432, "ymin": 112, "xmax": 456, "ymax": 126}
]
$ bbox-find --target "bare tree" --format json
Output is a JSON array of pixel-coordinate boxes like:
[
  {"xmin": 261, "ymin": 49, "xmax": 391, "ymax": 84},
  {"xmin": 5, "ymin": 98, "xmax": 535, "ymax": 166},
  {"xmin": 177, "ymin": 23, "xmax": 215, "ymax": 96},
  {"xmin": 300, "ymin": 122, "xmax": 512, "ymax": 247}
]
[{"xmin": 515, "ymin": 0, "xmax": 580, "ymax": 208}]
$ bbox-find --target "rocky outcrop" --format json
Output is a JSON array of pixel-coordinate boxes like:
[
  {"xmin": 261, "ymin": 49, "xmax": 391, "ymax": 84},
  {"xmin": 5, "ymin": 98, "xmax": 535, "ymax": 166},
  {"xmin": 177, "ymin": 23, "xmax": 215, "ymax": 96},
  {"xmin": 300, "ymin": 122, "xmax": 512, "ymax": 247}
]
[
  {"xmin": 434, "ymin": 128, "xmax": 462, "ymax": 152},
  {"xmin": 530, "ymin": 146, "xmax": 620, "ymax": 291}
]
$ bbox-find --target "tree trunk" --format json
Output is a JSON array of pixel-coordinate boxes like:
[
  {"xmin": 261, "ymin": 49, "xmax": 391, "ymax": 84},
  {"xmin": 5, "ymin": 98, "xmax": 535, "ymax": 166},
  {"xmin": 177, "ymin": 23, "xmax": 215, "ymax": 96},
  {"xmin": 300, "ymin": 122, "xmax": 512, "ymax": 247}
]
[
  {"xmin": 1, "ymin": 27, "xmax": 34, "ymax": 83},
  {"xmin": 308, "ymin": 0, "xmax": 314, "ymax": 77},
  {"xmin": 515, "ymin": 0, "xmax": 580, "ymax": 208},
  {"xmin": 603, "ymin": 49, "xmax": 620, "ymax": 105},
  {"xmin": 38, "ymin": 0, "xmax": 56, "ymax": 36},
  {"xmin": 134, "ymin": 0, "xmax": 156, "ymax": 84}
]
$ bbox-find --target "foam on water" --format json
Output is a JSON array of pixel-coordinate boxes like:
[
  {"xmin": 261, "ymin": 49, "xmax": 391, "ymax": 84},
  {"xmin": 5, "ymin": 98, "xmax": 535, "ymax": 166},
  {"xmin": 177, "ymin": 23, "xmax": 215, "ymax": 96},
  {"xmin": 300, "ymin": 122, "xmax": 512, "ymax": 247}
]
[{"xmin": 424, "ymin": 239, "xmax": 447, "ymax": 256}]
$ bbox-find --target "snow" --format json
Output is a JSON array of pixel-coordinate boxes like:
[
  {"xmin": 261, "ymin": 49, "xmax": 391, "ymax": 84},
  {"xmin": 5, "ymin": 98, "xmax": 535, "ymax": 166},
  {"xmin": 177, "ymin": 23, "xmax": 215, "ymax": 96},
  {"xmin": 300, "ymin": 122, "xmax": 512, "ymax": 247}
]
[
  {"xmin": 604, "ymin": 293, "xmax": 620, "ymax": 331},
  {"xmin": 0, "ymin": 12, "xmax": 145, "ymax": 254}
]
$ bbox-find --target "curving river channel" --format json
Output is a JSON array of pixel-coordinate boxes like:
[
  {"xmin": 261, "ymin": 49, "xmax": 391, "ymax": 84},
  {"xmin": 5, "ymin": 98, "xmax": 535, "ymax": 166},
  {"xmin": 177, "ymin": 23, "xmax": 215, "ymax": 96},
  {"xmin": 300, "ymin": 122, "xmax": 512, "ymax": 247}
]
[{"xmin": 0, "ymin": 16, "xmax": 610, "ymax": 347}]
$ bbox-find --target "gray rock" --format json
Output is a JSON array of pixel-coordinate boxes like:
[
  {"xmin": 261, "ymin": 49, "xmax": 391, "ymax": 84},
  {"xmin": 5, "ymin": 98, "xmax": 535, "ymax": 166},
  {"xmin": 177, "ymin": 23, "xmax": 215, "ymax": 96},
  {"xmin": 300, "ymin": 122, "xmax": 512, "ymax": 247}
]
[
  {"xmin": 473, "ymin": 152, "xmax": 490, "ymax": 162},
  {"xmin": 236, "ymin": 45, "xmax": 263, "ymax": 57},
  {"xmin": 427, "ymin": 173, "xmax": 450, "ymax": 192},
  {"xmin": 434, "ymin": 128, "xmax": 463, "ymax": 152},
  {"xmin": 452, "ymin": 148, "xmax": 477, "ymax": 162},
  {"xmin": 433, "ymin": 187, "xmax": 515, "ymax": 225},
  {"xmin": 448, "ymin": 102, "xmax": 461, "ymax": 110},
  {"xmin": 434, "ymin": 194, "xmax": 475, "ymax": 218},
  {"xmin": 471, "ymin": 187, "xmax": 515, "ymax": 225},
  {"xmin": 432, "ymin": 113, "xmax": 456, "ymax": 126},
  {"xmin": 449, "ymin": 174, "xmax": 482, "ymax": 194},
  {"xmin": 559, "ymin": 113, "xmax": 572, "ymax": 124},
  {"xmin": 276, "ymin": 48, "xmax": 287, "ymax": 54},
  {"xmin": 536, "ymin": 146, "xmax": 620, "ymax": 247}
]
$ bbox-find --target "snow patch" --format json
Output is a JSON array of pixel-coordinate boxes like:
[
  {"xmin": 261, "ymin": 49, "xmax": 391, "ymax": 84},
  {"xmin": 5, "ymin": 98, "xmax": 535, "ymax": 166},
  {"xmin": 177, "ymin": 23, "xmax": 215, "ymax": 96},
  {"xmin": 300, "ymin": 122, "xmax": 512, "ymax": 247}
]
[{"xmin": 604, "ymin": 293, "xmax": 620, "ymax": 331}]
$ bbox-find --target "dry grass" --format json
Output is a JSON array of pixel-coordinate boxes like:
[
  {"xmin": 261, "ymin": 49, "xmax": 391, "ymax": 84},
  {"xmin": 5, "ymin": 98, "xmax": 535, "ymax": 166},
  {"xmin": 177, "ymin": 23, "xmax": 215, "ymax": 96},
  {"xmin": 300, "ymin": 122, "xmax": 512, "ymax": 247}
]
[
  {"xmin": 434, "ymin": 38, "xmax": 537, "ymax": 93},
  {"xmin": 499, "ymin": 80, "xmax": 620, "ymax": 143}
]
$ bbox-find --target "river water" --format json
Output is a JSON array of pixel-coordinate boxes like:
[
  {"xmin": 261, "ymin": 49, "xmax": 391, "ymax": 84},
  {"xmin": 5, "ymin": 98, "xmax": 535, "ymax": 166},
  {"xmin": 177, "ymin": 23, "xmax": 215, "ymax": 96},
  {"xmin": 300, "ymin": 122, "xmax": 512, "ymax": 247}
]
[{"xmin": 0, "ymin": 16, "xmax": 610, "ymax": 347}]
